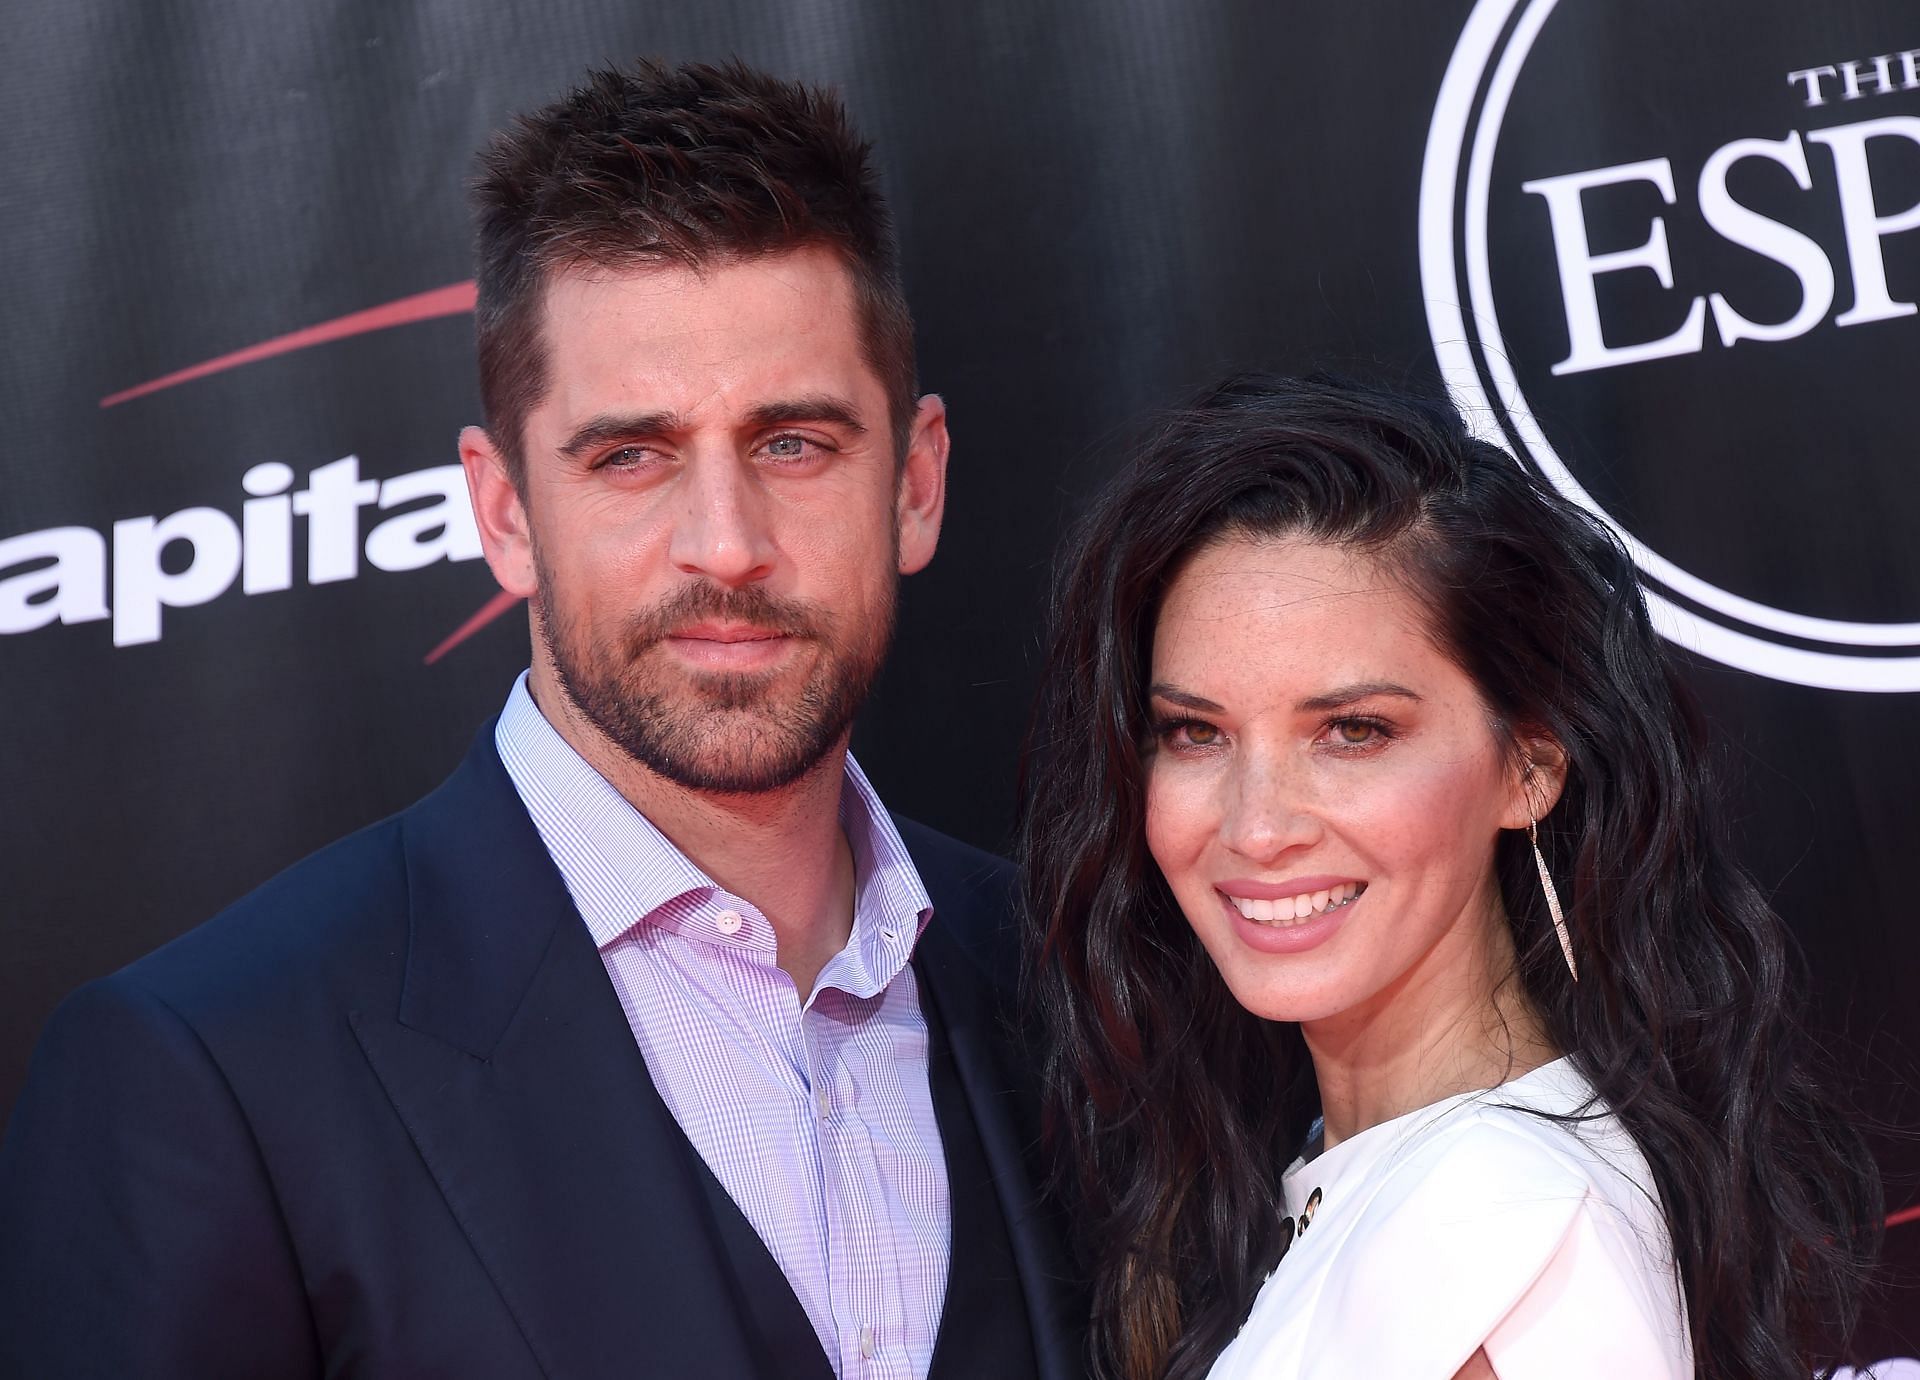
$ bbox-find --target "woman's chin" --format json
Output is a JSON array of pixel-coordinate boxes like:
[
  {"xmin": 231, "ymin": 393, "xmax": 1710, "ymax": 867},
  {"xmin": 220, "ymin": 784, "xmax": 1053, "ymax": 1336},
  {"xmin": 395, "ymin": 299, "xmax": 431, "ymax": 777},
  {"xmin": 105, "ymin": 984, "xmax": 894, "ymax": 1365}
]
[{"xmin": 1215, "ymin": 965, "xmax": 1351, "ymax": 1027}]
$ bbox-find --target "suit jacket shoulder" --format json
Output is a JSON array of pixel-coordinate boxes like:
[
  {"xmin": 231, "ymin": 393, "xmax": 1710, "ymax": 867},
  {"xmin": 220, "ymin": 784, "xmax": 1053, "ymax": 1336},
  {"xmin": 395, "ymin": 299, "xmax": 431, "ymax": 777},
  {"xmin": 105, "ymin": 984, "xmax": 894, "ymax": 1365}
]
[
  {"xmin": 891, "ymin": 814, "xmax": 1021, "ymax": 999},
  {"xmin": 109, "ymin": 811, "xmax": 412, "ymax": 1039}
]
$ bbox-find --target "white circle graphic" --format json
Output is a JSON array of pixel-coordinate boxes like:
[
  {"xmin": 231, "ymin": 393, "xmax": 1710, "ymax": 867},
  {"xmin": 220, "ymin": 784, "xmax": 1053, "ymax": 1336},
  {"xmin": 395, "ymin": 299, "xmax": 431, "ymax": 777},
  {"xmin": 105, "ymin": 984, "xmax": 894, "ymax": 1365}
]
[{"xmin": 1419, "ymin": 0, "xmax": 1920, "ymax": 692}]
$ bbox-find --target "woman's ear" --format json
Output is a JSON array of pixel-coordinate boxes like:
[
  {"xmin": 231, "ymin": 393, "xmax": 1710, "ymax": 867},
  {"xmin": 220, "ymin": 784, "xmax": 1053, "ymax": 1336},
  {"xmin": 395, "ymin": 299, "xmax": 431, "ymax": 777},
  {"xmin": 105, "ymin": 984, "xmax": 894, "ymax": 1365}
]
[{"xmin": 1504, "ymin": 731, "xmax": 1569, "ymax": 830}]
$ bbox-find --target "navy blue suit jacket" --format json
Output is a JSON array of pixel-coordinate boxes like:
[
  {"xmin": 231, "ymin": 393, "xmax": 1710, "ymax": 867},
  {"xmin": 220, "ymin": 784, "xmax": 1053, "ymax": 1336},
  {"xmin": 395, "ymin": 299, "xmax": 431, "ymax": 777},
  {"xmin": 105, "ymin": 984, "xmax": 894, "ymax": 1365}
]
[{"xmin": 0, "ymin": 729, "xmax": 1081, "ymax": 1379}]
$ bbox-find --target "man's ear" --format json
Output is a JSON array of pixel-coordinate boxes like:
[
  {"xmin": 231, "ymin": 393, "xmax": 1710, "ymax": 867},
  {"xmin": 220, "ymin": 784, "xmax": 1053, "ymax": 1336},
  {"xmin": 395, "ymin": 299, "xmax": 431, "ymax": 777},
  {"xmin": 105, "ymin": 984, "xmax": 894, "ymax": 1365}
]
[
  {"xmin": 460, "ymin": 425, "xmax": 537, "ymax": 597},
  {"xmin": 1504, "ymin": 731, "xmax": 1569, "ymax": 830},
  {"xmin": 895, "ymin": 394, "xmax": 949, "ymax": 576}
]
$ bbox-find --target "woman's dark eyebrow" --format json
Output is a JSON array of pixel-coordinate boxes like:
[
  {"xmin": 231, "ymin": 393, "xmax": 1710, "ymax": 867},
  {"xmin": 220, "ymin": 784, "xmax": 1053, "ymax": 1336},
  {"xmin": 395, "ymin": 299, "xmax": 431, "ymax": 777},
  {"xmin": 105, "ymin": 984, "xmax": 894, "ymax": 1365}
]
[
  {"xmin": 1298, "ymin": 681, "xmax": 1423, "ymax": 712},
  {"xmin": 1148, "ymin": 685, "xmax": 1224, "ymax": 713}
]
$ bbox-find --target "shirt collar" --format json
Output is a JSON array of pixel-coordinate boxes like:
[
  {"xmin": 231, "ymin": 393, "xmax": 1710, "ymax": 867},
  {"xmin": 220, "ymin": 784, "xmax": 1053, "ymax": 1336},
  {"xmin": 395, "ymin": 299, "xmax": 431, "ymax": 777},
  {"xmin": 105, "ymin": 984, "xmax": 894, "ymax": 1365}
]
[{"xmin": 494, "ymin": 673, "xmax": 932, "ymax": 996}]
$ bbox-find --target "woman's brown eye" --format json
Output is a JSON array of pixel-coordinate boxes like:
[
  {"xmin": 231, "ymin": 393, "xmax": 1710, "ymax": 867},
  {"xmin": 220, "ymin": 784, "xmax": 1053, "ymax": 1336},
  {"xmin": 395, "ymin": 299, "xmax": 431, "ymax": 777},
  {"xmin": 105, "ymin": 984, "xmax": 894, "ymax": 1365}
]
[
  {"xmin": 1338, "ymin": 720, "xmax": 1375, "ymax": 744},
  {"xmin": 1186, "ymin": 723, "xmax": 1219, "ymax": 746}
]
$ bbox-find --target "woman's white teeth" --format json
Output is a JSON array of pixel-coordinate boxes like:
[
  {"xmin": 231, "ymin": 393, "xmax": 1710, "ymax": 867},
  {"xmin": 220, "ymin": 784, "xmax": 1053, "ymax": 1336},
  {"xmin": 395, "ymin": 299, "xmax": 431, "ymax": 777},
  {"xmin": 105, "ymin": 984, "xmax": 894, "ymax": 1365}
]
[{"xmin": 1229, "ymin": 882, "xmax": 1364, "ymax": 926}]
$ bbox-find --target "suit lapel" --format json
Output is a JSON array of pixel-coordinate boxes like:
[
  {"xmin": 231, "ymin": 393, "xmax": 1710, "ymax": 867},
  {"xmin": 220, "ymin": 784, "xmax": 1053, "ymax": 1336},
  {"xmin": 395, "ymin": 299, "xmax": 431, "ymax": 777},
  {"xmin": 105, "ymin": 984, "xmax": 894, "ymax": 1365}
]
[
  {"xmin": 351, "ymin": 731, "xmax": 766, "ymax": 1380},
  {"xmin": 906, "ymin": 834, "xmax": 1085, "ymax": 1380},
  {"xmin": 688, "ymin": 1145, "xmax": 837, "ymax": 1380}
]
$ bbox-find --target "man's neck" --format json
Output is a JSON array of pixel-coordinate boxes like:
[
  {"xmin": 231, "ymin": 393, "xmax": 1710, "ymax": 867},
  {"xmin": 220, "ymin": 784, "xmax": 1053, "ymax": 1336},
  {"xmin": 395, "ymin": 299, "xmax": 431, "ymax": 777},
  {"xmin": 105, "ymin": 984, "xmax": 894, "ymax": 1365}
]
[{"xmin": 527, "ymin": 671, "xmax": 858, "ymax": 998}]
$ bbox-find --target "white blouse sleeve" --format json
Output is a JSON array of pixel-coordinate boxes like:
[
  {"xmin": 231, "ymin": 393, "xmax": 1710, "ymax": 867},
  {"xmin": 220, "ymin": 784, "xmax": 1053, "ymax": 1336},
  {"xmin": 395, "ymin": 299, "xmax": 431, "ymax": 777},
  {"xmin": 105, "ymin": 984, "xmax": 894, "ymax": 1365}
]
[{"xmin": 1297, "ymin": 1119, "xmax": 1689, "ymax": 1380}]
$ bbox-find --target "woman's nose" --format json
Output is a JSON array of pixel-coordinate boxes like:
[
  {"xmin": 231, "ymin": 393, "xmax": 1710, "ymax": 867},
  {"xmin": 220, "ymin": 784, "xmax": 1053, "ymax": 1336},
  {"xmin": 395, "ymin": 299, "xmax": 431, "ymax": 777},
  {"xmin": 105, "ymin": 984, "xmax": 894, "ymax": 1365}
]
[{"xmin": 1218, "ymin": 751, "xmax": 1321, "ymax": 864}]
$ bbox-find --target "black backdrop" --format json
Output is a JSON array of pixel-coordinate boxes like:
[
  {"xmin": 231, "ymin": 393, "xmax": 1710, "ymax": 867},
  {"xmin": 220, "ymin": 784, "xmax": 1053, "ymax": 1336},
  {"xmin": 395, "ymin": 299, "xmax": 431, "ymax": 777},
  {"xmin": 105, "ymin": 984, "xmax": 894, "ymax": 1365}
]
[{"xmin": 3, "ymin": 0, "xmax": 1916, "ymax": 1362}]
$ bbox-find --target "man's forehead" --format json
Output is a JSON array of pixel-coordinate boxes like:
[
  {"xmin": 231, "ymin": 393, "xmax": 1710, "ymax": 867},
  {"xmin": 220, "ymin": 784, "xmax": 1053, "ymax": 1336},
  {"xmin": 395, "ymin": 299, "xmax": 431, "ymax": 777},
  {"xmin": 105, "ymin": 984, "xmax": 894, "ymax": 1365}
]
[
  {"xmin": 539, "ymin": 248, "xmax": 859, "ymax": 332},
  {"xmin": 532, "ymin": 250, "xmax": 877, "ymax": 423}
]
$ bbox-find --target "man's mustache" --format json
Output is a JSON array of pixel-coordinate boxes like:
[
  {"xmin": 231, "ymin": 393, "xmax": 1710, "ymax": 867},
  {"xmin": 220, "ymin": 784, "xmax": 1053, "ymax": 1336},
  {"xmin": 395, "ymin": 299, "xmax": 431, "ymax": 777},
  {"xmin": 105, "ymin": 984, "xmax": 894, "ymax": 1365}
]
[{"xmin": 624, "ymin": 581, "xmax": 825, "ymax": 649}]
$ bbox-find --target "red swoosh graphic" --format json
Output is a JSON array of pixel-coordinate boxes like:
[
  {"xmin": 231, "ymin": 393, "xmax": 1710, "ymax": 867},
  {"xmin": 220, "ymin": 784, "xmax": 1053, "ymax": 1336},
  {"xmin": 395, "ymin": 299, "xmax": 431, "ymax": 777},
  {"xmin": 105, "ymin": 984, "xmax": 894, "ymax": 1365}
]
[
  {"xmin": 1890, "ymin": 1203, "xmax": 1920, "ymax": 1231},
  {"xmin": 425, "ymin": 589, "xmax": 525, "ymax": 665},
  {"xmin": 95, "ymin": 275, "xmax": 519, "ymax": 659},
  {"xmin": 99, "ymin": 280, "xmax": 477, "ymax": 408}
]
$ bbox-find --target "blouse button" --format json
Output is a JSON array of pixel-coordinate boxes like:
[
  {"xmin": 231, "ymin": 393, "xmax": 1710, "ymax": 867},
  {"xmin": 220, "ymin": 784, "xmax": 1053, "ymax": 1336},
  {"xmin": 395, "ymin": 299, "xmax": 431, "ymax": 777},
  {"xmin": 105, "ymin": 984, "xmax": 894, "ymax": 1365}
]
[{"xmin": 715, "ymin": 908, "xmax": 744, "ymax": 936}]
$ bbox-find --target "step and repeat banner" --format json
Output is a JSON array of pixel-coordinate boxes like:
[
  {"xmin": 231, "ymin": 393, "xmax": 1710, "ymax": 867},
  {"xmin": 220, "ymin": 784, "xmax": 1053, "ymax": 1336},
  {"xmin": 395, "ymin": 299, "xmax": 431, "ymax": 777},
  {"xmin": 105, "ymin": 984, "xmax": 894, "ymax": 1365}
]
[{"xmin": 2, "ymin": 0, "xmax": 1916, "ymax": 1359}]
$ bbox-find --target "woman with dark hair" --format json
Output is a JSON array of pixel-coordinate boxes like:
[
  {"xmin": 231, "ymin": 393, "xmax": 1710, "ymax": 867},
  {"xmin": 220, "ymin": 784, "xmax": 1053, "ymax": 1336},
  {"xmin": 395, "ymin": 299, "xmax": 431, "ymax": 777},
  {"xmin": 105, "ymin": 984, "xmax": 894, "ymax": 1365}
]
[{"xmin": 1020, "ymin": 374, "xmax": 1881, "ymax": 1380}]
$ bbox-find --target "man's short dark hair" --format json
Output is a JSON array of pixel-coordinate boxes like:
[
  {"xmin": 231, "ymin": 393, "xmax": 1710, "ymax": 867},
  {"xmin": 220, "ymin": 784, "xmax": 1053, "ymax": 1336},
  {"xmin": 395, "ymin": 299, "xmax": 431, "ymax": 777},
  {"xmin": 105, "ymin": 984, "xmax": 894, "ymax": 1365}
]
[{"xmin": 473, "ymin": 58, "xmax": 917, "ymax": 480}]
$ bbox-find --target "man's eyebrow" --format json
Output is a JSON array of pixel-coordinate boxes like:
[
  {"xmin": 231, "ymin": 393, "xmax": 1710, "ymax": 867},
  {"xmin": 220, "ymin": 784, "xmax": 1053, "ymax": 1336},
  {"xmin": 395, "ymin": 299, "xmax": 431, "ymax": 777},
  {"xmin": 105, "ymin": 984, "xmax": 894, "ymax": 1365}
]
[
  {"xmin": 743, "ymin": 394, "xmax": 867, "ymax": 434},
  {"xmin": 557, "ymin": 411, "xmax": 687, "ymax": 461},
  {"xmin": 555, "ymin": 397, "xmax": 868, "ymax": 462},
  {"xmin": 1298, "ymin": 681, "xmax": 1423, "ymax": 712},
  {"xmin": 1148, "ymin": 685, "xmax": 1225, "ymax": 713}
]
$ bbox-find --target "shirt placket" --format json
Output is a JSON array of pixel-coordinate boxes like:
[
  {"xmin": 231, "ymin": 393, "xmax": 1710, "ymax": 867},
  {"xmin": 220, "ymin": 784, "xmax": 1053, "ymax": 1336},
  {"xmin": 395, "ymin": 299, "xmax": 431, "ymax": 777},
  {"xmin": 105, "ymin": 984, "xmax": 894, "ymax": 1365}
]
[
  {"xmin": 809, "ymin": 988, "xmax": 907, "ymax": 1380},
  {"xmin": 713, "ymin": 898, "xmax": 843, "ymax": 1361}
]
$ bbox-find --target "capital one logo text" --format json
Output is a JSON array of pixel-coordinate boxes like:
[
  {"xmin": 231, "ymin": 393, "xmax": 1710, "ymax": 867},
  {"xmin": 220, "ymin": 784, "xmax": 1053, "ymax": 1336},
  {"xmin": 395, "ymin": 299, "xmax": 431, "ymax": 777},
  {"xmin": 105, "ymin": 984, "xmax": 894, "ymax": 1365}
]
[{"xmin": 0, "ymin": 457, "xmax": 482, "ymax": 647}]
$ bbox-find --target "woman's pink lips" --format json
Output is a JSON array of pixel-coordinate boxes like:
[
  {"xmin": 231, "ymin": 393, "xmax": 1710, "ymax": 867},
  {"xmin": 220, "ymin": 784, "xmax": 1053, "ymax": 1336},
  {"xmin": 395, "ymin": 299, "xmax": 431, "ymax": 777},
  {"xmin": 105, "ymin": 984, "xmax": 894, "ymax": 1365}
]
[
  {"xmin": 1217, "ymin": 875, "xmax": 1363, "ymax": 902},
  {"xmin": 1220, "ymin": 887, "xmax": 1360, "ymax": 955}
]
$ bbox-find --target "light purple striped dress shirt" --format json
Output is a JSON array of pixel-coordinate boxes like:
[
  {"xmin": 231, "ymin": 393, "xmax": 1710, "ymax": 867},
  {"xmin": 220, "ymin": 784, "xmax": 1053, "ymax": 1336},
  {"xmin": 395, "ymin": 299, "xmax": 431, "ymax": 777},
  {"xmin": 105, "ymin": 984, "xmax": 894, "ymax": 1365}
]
[{"xmin": 494, "ymin": 674, "xmax": 950, "ymax": 1380}]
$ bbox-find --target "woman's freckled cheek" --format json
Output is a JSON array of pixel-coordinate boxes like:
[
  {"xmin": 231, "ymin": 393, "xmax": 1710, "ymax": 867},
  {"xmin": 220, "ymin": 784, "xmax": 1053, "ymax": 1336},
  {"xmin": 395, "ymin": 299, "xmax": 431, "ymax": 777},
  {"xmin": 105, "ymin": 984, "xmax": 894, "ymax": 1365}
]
[
  {"xmin": 1344, "ymin": 744, "xmax": 1506, "ymax": 894},
  {"xmin": 1158, "ymin": 764, "xmax": 1252, "ymax": 889},
  {"xmin": 1144, "ymin": 760, "xmax": 1204, "ymax": 874}
]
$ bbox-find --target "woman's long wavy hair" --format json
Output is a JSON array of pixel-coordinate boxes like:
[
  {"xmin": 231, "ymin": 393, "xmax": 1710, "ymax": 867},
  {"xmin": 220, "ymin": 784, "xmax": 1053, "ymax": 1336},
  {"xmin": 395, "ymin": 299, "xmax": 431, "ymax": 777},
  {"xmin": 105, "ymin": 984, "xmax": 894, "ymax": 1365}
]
[{"xmin": 1018, "ymin": 374, "xmax": 1882, "ymax": 1380}]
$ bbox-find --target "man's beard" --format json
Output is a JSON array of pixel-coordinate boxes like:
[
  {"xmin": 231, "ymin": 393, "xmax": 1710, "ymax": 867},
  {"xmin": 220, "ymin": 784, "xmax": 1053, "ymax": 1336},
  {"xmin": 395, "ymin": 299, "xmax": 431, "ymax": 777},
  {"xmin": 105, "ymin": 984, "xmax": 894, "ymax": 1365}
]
[{"xmin": 536, "ymin": 566, "xmax": 894, "ymax": 795}]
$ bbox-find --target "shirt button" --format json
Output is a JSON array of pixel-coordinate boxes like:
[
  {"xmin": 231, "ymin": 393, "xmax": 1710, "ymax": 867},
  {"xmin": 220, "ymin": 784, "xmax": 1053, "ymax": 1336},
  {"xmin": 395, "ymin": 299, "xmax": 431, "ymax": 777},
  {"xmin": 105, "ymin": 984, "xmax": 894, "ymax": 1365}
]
[
  {"xmin": 715, "ymin": 909, "xmax": 743, "ymax": 936},
  {"xmin": 859, "ymin": 1325, "xmax": 875, "ymax": 1359},
  {"xmin": 816, "ymin": 1086, "xmax": 831, "ymax": 1118}
]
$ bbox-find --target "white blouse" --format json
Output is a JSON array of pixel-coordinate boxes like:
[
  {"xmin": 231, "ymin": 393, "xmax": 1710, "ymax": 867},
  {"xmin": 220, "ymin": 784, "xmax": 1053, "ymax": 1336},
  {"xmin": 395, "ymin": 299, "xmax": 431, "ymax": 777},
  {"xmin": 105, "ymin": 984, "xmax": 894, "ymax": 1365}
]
[{"xmin": 1206, "ymin": 1058, "xmax": 1693, "ymax": 1379}]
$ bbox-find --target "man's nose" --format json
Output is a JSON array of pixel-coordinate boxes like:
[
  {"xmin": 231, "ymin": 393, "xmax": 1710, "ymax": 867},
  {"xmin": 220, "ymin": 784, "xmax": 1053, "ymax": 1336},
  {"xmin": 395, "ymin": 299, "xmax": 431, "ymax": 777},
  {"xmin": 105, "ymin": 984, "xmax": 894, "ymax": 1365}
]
[{"xmin": 667, "ymin": 451, "xmax": 777, "ymax": 588}]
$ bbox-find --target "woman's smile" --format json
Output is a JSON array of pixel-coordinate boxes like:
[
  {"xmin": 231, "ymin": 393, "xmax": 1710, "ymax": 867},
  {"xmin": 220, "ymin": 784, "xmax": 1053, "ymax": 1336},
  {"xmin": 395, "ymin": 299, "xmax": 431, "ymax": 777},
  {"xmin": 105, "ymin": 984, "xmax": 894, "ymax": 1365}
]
[{"xmin": 1218, "ymin": 879, "xmax": 1367, "ymax": 925}]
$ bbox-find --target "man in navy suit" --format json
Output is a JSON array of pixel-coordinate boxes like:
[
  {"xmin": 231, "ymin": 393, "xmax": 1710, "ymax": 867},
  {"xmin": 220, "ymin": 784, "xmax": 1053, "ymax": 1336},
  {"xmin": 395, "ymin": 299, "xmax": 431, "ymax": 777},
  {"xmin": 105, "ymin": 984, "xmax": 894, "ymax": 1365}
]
[{"xmin": 0, "ymin": 59, "xmax": 1078, "ymax": 1379}]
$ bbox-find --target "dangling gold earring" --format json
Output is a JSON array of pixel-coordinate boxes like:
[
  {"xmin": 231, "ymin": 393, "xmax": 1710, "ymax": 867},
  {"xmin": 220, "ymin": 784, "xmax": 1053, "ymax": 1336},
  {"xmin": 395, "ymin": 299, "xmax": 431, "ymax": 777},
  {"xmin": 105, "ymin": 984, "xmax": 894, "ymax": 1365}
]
[{"xmin": 1528, "ymin": 815, "xmax": 1579, "ymax": 983}]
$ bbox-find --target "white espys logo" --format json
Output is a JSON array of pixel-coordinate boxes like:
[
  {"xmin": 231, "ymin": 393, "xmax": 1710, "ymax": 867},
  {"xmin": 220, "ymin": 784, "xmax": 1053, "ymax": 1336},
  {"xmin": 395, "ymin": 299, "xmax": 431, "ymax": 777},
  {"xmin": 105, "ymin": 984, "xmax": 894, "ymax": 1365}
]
[{"xmin": 1420, "ymin": 0, "xmax": 1920, "ymax": 692}]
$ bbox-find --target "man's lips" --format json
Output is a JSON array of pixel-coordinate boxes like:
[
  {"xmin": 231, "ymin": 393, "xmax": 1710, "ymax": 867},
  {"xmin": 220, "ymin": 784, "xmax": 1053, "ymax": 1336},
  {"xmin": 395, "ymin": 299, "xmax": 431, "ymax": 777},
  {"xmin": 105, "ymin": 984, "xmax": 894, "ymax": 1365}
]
[
  {"xmin": 667, "ymin": 622, "xmax": 793, "ymax": 643},
  {"xmin": 659, "ymin": 622, "xmax": 801, "ymax": 671}
]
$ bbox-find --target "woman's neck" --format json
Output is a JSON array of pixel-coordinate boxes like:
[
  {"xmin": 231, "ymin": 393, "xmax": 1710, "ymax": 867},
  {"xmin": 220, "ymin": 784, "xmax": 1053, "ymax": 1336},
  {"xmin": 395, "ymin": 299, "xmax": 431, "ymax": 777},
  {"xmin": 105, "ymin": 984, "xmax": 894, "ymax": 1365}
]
[{"xmin": 1303, "ymin": 908, "xmax": 1559, "ymax": 1150}]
